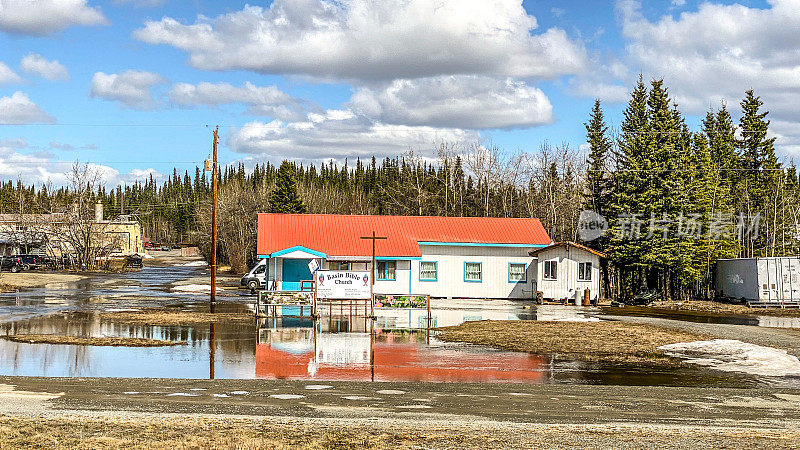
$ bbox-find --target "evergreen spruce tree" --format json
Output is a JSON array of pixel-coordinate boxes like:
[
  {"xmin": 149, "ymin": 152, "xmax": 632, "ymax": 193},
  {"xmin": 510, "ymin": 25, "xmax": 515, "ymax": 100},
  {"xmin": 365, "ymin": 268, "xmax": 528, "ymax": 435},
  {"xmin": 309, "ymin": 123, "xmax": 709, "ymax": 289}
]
[
  {"xmin": 608, "ymin": 77, "xmax": 651, "ymax": 296},
  {"xmin": 738, "ymin": 90, "xmax": 780, "ymax": 256},
  {"xmin": 584, "ymin": 99, "xmax": 612, "ymax": 218},
  {"xmin": 268, "ymin": 160, "xmax": 307, "ymax": 214}
]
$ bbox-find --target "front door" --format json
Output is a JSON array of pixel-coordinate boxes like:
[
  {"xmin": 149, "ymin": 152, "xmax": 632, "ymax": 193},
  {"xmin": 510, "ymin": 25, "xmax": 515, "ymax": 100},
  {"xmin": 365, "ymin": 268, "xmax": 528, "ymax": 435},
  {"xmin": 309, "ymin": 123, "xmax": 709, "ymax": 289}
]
[{"xmin": 282, "ymin": 258, "xmax": 312, "ymax": 291}]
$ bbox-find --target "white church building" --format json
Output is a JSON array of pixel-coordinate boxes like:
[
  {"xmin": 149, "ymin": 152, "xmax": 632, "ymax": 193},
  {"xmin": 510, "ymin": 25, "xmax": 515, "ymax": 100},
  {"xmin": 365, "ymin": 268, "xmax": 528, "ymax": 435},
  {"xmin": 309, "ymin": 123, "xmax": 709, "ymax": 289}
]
[{"xmin": 256, "ymin": 213, "xmax": 603, "ymax": 301}]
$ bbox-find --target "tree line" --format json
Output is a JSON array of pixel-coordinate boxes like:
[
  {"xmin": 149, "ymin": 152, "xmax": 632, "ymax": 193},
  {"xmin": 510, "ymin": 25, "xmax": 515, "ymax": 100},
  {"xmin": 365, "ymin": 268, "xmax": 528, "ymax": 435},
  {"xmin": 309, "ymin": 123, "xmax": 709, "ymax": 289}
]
[
  {"xmin": 0, "ymin": 77, "xmax": 797, "ymax": 296},
  {"xmin": 585, "ymin": 77, "xmax": 800, "ymax": 301}
]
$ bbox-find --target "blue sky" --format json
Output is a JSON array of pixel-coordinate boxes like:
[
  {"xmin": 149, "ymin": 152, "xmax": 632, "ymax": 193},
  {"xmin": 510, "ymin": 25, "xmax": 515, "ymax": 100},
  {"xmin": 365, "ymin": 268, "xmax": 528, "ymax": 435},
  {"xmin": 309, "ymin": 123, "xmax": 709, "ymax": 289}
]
[{"xmin": 0, "ymin": 0, "xmax": 796, "ymax": 186}]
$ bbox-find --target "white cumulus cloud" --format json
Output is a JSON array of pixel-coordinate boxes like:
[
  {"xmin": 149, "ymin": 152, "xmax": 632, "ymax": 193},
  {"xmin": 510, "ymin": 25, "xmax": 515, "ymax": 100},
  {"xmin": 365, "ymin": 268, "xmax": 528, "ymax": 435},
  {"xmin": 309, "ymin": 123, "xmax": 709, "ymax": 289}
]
[
  {"xmin": 20, "ymin": 53, "xmax": 70, "ymax": 81},
  {"xmin": 227, "ymin": 110, "xmax": 479, "ymax": 161},
  {"xmin": 0, "ymin": 139, "xmax": 163, "ymax": 186},
  {"xmin": 616, "ymin": 0, "xmax": 800, "ymax": 155},
  {"xmin": 0, "ymin": 0, "xmax": 108, "ymax": 36},
  {"xmin": 0, "ymin": 62, "xmax": 22, "ymax": 84},
  {"xmin": 90, "ymin": 70, "xmax": 167, "ymax": 110},
  {"xmin": 167, "ymin": 81, "xmax": 306, "ymax": 121},
  {"xmin": 618, "ymin": 0, "xmax": 800, "ymax": 114},
  {"xmin": 133, "ymin": 0, "xmax": 586, "ymax": 81},
  {"xmin": 350, "ymin": 75, "xmax": 553, "ymax": 129},
  {"xmin": 0, "ymin": 92, "xmax": 55, "ymax": 124}
]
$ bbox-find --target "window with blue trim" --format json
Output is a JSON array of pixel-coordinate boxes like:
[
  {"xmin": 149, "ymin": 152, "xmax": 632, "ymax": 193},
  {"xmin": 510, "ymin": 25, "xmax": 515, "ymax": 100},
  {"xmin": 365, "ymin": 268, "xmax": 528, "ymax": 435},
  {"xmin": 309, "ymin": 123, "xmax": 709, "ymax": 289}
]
[
  {"xmin": 420, "ymin": 261, "xmax": 437, "ymax": 281},
  {"xmin": 464, "ymin": 262, "xmax": 482, "ymax": 282},
  {"xmin": 509, "ymin": 263, "xmax": 526, "ymax": 283},
  {"xmin": 377, "ymin": 261, "xmax": 396, "ymax": 280}
]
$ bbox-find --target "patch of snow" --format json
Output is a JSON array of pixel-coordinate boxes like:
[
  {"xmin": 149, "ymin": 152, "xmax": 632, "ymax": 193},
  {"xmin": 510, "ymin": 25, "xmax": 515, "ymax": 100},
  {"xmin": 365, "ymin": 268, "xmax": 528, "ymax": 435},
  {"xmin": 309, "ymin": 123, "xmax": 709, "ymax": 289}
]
[
  {"xmin": 189, "ymin": 388, "xmax": 207, "ymax": 391},
  {"xmin": 659, "ymin": 339, "xmax": 800, "ymax": 377},
  {"xmin": 166, "ymin": 393, "xmax": 199, "ymax": 397},
  {"xmin": 213, "ymin": 393, "xmax": 229, "ymax": 398},
  {"xmin": 123, "ymin": 391, "xmax": 139, "ymax": 395},
  {"xmin": 304, "ymin": 385, "xmax": 333, "ymax": 390},
  {"xmin": 230, "ymin": 390, "xmax": 249, "ymax": 395},
  {"xmin": 551, "ymin": 317, "xmax": 601, "ymax": 322},
  {"xmin": 179, "ymin": 260, "xmax": 207, "ymax": 267},
  {"xmin": 172, "ymin": 284, "xmax": 222, "ymax": 293},
  {"xmin": 397, "ymin": 404, "xmax": 431, "ymax": 409},
  {"xmin": 269, "ymin": 394, "xmax": 304, "ymax": 400},
  {"xmin": 343, "ymin": 396, "xmax": 376, "ymax": 400},
  {"xmin": 376, "ymin": 389, "xmax": 406, "ymax": 395}
]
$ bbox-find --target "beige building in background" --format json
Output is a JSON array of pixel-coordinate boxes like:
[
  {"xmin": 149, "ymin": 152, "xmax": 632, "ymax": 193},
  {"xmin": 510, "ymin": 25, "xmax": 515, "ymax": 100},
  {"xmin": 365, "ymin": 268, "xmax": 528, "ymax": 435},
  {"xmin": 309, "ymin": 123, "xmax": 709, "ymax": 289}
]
[{"xmin": 0, "ymin": 203, "xmax": 144, "ymax": 257}]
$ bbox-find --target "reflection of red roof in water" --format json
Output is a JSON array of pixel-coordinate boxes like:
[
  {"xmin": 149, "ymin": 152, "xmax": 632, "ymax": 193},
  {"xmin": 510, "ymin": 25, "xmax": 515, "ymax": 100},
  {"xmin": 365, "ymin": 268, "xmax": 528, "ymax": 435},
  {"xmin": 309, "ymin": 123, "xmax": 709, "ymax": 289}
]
[
  {"xmin": 257, "ymin": 213, "xmax": 551, "ymax": 258},
  {"xmin": 255, "ymin": 341, "xmax": 546, "ymax": 383}
]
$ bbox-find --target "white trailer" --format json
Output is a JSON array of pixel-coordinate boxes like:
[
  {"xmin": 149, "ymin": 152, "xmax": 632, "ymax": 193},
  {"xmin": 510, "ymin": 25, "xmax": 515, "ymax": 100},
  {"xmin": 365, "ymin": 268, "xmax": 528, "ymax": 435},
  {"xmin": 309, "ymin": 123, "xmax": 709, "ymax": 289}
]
[{"xmin": 715, "ymin": 257, "xmax": 800, "ymax": 305}]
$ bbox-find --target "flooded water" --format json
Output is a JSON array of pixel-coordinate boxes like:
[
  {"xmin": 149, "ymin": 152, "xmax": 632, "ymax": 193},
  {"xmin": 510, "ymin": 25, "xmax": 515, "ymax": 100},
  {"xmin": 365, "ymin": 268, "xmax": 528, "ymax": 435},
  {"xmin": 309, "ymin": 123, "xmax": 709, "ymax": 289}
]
[
  {"xmin": 603, "ymin": 306, "xmax": 800, "ymax": 328},
  {"xmin": 0, "ymin": 265, "xmax": 790, "ymax": 386},
  {"xmin": 0, "ymin": 305, "xmax": 758, "ymax": 387},
  {"xmin": 0, "ymin": 266, "xmax": 246, "ymax": 324}
]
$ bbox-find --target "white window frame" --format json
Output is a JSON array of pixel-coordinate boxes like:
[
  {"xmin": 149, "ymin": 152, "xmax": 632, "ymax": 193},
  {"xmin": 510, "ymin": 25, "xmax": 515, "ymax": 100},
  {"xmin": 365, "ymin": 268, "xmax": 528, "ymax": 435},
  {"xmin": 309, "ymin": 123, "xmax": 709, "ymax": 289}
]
[
  {"xmin": 543, "ymin": 260, "xmax": 558, "ymax": 280},
  {"xmin": 578, "ymin": 261, "xmax": 592, "ymax": 281}
]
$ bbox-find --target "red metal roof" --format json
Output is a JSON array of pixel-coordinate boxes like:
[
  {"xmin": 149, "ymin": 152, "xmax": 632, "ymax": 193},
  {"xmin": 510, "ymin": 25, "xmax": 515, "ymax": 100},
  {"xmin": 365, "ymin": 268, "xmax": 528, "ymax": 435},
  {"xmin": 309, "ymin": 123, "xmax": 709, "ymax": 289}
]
[{"xmin": 257, "ymin": 213, "xmax": 551, "ymax": 258}]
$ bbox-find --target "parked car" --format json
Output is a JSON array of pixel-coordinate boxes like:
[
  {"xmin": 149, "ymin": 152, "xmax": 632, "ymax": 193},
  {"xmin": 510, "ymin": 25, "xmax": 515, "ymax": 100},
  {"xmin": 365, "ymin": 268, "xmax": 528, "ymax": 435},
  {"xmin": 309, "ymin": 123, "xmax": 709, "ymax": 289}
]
[
  {"xmin": 0, "ymin": 256, "xmax": 23, "ymax": 273},
  {"xmin": 12, "ymin": 254, "xmax": 45, "ymax": 271},
  {"xmin": 124, "ymin": 254, "xmax": 143, "ymax": 268}
]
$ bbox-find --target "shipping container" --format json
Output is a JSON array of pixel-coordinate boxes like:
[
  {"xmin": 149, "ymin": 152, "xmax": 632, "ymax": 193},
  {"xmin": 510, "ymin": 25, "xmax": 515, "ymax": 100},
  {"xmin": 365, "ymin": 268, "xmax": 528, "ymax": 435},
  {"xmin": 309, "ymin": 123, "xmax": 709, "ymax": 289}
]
[{"xmin": 716, "ymin": 257, "xmax": 800, "ymax": 304}]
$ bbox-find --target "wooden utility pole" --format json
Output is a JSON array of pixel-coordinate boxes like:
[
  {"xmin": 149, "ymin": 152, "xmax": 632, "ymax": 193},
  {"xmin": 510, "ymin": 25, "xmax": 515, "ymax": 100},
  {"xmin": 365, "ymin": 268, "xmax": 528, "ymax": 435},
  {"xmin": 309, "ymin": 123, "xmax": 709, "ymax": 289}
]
[
  {"xmin": 360, "ymin": 231, "xmax": 386, "ymax": 318},
  {"xmin": 210, "ymin": 126, "xmax": 219, "ymax": 313}
]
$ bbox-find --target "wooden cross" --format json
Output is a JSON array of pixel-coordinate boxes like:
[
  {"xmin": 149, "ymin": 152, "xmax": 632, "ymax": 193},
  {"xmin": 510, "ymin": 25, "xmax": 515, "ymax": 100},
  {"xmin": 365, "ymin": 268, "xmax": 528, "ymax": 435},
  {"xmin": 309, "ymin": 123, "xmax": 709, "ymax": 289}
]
[{"xmin": 360, "ymin": 231, "xmax": 387, "ymax": 316}]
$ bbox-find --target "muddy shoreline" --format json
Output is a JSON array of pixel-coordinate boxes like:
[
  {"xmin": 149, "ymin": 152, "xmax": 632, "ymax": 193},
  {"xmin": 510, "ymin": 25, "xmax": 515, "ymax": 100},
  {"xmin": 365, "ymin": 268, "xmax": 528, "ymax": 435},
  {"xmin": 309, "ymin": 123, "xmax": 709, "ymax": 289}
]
[
  {"xmin": 435, "ymin": 320, "xmax": 709, "ymax": 366},
  {"xmin": 1, "ymin": 335, "xmax": 185, "ymax": 347}
]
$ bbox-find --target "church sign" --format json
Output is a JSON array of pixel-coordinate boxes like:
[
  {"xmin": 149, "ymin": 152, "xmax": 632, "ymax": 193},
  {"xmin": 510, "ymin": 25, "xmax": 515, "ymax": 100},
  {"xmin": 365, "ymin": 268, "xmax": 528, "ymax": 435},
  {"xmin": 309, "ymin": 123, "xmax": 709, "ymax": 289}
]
[{"xmin": 315, "ymin": 270, "xmax": 371, "ymax": 299}]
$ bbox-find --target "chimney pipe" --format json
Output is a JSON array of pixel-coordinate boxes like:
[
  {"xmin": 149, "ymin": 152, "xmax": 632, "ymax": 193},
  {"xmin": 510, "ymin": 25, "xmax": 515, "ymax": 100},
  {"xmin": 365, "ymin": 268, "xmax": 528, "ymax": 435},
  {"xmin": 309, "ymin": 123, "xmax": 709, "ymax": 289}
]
[{"xmin": 95, "ymin": 202, "xmax": 103, "ymax": 222}]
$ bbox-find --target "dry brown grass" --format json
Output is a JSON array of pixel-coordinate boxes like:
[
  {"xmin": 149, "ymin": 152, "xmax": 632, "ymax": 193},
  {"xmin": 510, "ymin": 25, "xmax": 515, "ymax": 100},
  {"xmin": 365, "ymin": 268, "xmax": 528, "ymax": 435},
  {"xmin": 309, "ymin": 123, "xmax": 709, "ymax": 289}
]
[
  {"xmin": 97, "ymin": 309, "xmax": 254, "ymax": 326},
  {"xmin": 646, "ymin": 300, "xmax": 800, "ymax": 317},
  {"xmin": 435, "ymin": 320, "xmax": 708, "ymax": 364},
  {"xmin": 0, "ymin": 415, "xmax": 794, "ymax": 449},
  {"xmin": 0, "ymin": 335, "xmax": 185, "ymax": 347},
  {"xmin": 0, "ymin": 416, "xmax": 512, "ymax": 449}
]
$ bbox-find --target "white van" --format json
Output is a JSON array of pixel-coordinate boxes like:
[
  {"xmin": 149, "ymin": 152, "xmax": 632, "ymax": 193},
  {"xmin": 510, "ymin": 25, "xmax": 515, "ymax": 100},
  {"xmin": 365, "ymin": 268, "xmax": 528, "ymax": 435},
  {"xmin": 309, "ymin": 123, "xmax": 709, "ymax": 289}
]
[{"xmin": 240, "ymin": 259, "xmax": 268, "ymax": 292}]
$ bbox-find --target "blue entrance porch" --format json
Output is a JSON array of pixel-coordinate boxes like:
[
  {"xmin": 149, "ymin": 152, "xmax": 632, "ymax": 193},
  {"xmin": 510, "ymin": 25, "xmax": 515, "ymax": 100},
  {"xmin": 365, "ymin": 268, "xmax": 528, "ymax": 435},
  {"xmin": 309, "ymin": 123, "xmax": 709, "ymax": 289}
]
[{"xmin": 282, "ymin": 258, "xmax": 312, "ymax": 291}]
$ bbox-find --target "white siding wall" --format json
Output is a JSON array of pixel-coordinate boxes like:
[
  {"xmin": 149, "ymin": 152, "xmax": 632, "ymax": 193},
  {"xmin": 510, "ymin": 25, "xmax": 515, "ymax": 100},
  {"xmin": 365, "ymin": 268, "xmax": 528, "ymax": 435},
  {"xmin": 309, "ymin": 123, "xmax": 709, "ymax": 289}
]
[
  {"xmin": 408, "ymin": 245, "xmax": 537, "ymax": 299},
  {"xmin": 536, "ymin": 246, "xmax": 601, "ymax": 301}
]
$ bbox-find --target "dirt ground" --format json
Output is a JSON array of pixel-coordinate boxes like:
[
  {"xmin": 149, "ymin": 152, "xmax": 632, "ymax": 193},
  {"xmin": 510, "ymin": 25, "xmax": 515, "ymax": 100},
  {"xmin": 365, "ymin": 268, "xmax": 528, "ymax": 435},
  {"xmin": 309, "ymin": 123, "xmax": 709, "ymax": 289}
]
[
  {"xmin": 435, "ymin": 320, "xmax": 709, "ymax": 365},
  {"xmin": 0, "ymin": 335, "xmax": 185, "ymax": 347},
  {"xmin": 642, "ymin": 300, "xmax": 800, "ymax": 317},
  {"xmin": 0, "ymin": 272, "xmax": 87, "ymax": 292},
  {"xmin": 2, "ymin": 377, "xmax": 800, "ymax": 449}
]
